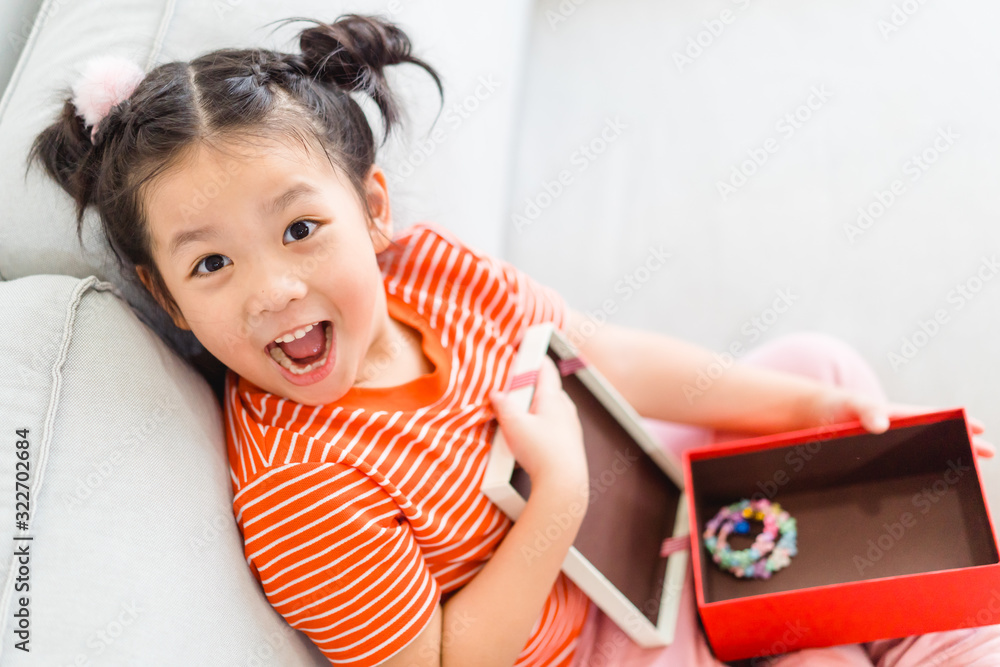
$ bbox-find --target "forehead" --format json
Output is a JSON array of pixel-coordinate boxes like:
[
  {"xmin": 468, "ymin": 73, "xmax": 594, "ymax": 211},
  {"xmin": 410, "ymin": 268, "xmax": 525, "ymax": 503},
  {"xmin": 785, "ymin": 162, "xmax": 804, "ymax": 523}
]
[
  {"xmin": 157, "ymin": 133, "xmax": 333, "ymax": 190},
  {"xmin": 141, "ymin": 134, "xmax": 342, "ymax": 248}
]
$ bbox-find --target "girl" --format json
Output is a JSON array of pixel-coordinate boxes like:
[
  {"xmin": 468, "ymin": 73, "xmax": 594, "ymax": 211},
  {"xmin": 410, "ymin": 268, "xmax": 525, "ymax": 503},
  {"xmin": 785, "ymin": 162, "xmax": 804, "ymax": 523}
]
[{"xmin": 29, "ymin": 13, "xmax": 1000, "ymax": 667}]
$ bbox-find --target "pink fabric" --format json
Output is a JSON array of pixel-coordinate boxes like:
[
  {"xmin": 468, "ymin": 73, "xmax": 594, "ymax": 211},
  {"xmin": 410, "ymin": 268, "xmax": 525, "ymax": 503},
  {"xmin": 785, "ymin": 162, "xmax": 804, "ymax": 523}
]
[{"xmin": 568, "ymin": 332, "xmax": 1000, "ymax": 667}]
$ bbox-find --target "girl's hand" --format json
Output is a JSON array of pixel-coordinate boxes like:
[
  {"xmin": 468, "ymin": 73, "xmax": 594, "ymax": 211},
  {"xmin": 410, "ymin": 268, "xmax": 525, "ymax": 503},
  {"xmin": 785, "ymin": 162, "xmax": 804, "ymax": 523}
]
[
  {"xmin": 803, "ymin": 387, "xmax": 995, "ymax": 458},
  {"xmin": 490, "ymin": 356, "xmax": 589, "ymax": 496}
]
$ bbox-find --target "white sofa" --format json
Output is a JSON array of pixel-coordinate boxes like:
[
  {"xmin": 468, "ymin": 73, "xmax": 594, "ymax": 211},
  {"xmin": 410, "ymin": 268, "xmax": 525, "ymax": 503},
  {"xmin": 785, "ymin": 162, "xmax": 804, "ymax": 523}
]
[
  {"xmin": 3, "ymin": 0, "xmax": 999, "ymax": 664},
  {"xmin": 0, "ymin": 0, "xmax": 533, "ymax": 663}
]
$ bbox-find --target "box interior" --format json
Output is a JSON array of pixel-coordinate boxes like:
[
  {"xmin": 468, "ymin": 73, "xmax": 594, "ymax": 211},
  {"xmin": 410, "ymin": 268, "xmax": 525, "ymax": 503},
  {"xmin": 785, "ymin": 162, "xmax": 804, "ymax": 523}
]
[
  {"xmin": 511, "ymin": 349, "xmax": 681, "ymax": 624},
  {"xmin": 689, "ymin": 417, "xmax": 999, "ymax": 604}
]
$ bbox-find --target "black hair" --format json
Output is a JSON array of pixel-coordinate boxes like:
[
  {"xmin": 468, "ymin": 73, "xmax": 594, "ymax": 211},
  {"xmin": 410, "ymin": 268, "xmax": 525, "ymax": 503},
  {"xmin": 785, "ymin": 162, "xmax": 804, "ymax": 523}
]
[{"xmin": 27, "ymin": 13, "xmax": 443, "ymax": 327}]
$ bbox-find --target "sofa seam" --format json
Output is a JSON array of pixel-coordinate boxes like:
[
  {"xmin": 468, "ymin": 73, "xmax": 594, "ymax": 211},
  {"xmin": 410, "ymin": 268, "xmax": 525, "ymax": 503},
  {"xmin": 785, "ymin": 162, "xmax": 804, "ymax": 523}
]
[
  {"xmin": 0, "ymin": 274, "xmax": 101, "ymax": 651},
  {"xmin": 0, "ymin": 0, "xmax": 59, "ymax": 123},
  {"xmin": 145, "ymin": 0, "xmax": 177, "ymax": 71},
  {"xmin": 0, "ymin": 0, "xmax": 177, "ymax": 125}
]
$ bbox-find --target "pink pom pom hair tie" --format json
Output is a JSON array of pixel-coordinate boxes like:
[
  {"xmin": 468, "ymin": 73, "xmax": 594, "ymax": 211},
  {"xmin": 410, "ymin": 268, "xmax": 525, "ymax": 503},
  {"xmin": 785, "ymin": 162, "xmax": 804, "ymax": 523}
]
[{"xmin": 70, "ymin": 55, "xmax": 146, "ymax": 142}]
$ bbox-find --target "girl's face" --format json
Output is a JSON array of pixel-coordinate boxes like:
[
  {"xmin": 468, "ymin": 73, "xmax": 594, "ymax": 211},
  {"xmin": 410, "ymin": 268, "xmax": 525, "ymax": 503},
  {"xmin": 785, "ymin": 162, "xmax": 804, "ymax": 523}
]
[{"xmin": 137, "ymin": 135, "xmax": 396, "ymax": 406}]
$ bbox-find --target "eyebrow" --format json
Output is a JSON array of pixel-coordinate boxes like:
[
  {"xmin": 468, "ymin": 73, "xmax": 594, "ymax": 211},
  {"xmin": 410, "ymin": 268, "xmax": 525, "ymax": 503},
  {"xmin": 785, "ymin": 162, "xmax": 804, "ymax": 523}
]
[
  {"xmin": 167, "ymin": 183, "xmax": 319, "ymax": 261},
  {"xmin": 261, "ymin": 183, "xmax": 319, "ymax": 217},
  {"xmin": 168, "ymin": 225, "xmax": 219, "ymax": 261}
]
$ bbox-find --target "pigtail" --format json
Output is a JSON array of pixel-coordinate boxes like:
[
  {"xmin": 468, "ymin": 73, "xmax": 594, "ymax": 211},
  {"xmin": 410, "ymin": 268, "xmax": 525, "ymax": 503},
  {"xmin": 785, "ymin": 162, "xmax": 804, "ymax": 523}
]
[
  {"xmin": 26, "ymin": 96, "xmax": 98, "ymax": 244},
  {"xmin": 293, "ymin": 14, "xmax": 443, "ymax": 144}
]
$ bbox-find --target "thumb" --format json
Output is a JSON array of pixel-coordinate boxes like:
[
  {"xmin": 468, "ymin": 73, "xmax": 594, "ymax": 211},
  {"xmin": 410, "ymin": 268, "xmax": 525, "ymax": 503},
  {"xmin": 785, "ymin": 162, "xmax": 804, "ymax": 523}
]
[
  {"xmin": 490, "ymin": 389, "xmax": 512, "ymax": 422},
  {"xmin": 854, "ymin": 397, "xmax": 890, "ymax": 434},
  {"xmin": 490, "ymin": 386, "xmax": 530, "ymax": 427},
  {"xmin": 528, "ymin": 355, "xmax": 560, "ymax": 414},
  {"xmin": 489, "ymin": 387, "xmax": 534, "ymax": 453}
]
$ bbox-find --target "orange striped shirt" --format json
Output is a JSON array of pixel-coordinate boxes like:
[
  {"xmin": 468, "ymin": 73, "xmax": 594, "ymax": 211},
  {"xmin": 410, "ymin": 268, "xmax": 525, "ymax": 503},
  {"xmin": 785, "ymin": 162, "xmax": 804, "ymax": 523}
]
[{"xmin": 224, "ymin": 222, "xmax": 591, "ymax": 666}]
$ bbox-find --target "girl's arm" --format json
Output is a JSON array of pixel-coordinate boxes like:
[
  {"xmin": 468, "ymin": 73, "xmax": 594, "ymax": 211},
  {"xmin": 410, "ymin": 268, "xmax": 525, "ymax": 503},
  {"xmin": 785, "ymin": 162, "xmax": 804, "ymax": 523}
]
[
  {"xmin": 563, "ymin": 309, "xmax": 995, "ymax": 456},
  {"xmin": 563, "ymin": 309, "xmax": 886, "ymax": 435},
  {"xmin": 381, "ymin": 356, "xmax": 590, "ymax": 667}
]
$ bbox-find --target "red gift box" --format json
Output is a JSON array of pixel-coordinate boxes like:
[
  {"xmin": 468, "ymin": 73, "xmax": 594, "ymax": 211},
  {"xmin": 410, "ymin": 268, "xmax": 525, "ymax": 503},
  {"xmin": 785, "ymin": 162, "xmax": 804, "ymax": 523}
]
[{"xmin": 682, "ymin": 407, "xmax": 1000, "ymax": 662}]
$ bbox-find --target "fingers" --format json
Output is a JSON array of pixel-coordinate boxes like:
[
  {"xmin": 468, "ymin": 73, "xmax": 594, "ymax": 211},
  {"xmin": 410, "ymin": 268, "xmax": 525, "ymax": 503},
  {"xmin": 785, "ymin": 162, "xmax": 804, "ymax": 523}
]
[
  {"xmin": 489, "ymin": 388, "xmax": 510, "ymax": 421},
  {"xmin": 876, "ymin": 403, "xmax": 991, "ymax": 456},
  {"xmin": 883, "ymin": 403, "xmax": 932, "ymax": 419},
  {"xmin": 968, "ymin": 416, "xmax": 985, "ymax": 435},
  {"xmin": 861, "ymin": 401, "xmax": 991, "ymax": 457},
  {"xmin": 490, "ymin": 356, "xmax": 564, "ymax": 421},
  {"xmin": 854, "ymin": 397, "xmax": 890, "ymax": 434},
  {"xmin": 883, "ymin": 404, "xmax": 986, "ymax": 439},
  {"xmin": 974, "ymin": 439, "xmax": 996, "ymax": 459},
  {"xmin": 528, "ymin": 355, "xmax": 561, "ymax": 415}
]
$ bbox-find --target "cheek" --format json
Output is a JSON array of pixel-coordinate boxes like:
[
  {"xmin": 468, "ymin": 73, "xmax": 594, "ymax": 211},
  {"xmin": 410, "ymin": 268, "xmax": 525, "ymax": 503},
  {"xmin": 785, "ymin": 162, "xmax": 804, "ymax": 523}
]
[
  {"xmin": 323, "ymin": 249, "xmax": 382, "ymax": 307},
  {"xmin": 339, "ymin": 270, "xmax": 379, "ymax": 320},
  {"xmin": 182, "ymin": 299, "xmax": 254, "ymax": 362}
]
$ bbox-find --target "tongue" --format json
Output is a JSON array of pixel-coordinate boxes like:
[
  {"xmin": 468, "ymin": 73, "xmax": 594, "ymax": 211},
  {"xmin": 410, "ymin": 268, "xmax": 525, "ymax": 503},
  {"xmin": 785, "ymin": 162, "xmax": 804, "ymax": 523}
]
[{"xmin": 277, "ymin": 324, "xmax": 325, "ymax": 362}]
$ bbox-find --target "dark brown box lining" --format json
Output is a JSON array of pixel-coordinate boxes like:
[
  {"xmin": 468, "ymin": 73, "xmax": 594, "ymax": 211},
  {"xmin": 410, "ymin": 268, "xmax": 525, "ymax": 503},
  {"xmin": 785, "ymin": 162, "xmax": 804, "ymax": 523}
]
[
  {"xmin": 511, "ymin": 349, "xmax": 681, "ymax": 625},
  {"xmin": 689, "ymin": 417, "xmax": 999, "ymax": 604}
]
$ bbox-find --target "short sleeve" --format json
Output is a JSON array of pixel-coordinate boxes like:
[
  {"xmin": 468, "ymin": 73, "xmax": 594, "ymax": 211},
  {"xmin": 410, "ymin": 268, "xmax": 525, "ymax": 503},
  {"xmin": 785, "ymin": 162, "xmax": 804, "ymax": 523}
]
[
  {"xmin": 388, "ymin": 223, "xmax": 570, "ymax": 342},
  {"xmin": 475, "ymin": 248, "xmax": 569, "ymax": 336},
  {"xmin": 233, "ymin": 462, "xmax": 441, "ymax": 666}
]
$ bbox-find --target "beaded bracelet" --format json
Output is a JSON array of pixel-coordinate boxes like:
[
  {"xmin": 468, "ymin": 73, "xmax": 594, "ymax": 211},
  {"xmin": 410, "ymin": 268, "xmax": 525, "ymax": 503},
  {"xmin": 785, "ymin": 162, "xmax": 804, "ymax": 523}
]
[{"xmin": 702, "ymin": 498, "xmax": 797, "ymax": 580}]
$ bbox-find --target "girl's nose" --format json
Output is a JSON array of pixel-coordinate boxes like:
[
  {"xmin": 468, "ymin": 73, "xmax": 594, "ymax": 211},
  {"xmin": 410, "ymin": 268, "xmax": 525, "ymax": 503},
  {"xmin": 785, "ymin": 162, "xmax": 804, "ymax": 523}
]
[{"xmin": 250, "ymin": 268, "xmax": 308, "ymax": 318}]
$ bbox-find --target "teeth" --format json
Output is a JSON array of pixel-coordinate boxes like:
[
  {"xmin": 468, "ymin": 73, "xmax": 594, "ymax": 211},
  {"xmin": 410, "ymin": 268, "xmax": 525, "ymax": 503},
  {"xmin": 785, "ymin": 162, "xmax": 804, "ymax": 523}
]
[
  {"xmin": 274, "ymin": 322, "xmax": 317, "ymax": 344},
  {"xmin": 269, "ymin": 322, "xmax": 332, "ymax": 375}
]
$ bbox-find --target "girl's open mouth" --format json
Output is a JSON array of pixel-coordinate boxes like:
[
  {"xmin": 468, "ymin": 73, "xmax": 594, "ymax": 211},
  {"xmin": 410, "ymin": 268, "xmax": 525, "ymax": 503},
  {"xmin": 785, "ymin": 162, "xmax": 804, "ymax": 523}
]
[{"xmin": 266, "ymin": 320, "xmax": 336, "ymax": 385}]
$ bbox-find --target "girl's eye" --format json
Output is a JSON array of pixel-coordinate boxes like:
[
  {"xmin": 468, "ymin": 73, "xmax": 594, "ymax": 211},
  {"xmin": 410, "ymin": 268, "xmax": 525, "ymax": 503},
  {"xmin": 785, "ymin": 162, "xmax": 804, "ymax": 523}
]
[
  {"xmin": 192, "ymin": 254, "xmax": 231, "ymax": 278},
  {"xmin": 284, "ymin": 219, "xmax": 318, "ymax": 243},
  {"xmin": 190, "ymin": 220, "xmax": 318, "ymax": 278}
]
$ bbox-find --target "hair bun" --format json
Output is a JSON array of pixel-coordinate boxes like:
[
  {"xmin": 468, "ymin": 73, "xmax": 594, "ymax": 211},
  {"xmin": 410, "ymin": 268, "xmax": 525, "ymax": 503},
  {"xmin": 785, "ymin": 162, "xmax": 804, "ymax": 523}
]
[
  {"xmin": 300, "ymin": 14, "xmax": 408, "ymax": 82},
  {"xmin": 296, "ymin": 14, "xmax": 442, "ymax": 138}
]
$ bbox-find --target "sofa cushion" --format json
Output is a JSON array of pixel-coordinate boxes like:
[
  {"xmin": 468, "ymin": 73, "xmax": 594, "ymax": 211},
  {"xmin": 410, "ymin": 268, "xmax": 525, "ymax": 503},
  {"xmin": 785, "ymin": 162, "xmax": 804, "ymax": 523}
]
[
  {"xmin": 0, "ymin": 0, "xmax": 531, "ymax": 374},
  {"xmin": 0, "ymin": 274, "xmax": 330, "ymax": 664}
]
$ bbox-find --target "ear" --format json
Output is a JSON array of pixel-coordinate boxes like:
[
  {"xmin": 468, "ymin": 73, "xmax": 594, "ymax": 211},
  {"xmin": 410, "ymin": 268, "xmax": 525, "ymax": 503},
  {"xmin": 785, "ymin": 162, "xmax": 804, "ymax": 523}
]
[
  {"xmin": 364, "ymin": 164, "xmax": 393, "ymax": 253},
  {"xmin": 135, "ymin": 264, "xmax": 190, "ymax": 331}
]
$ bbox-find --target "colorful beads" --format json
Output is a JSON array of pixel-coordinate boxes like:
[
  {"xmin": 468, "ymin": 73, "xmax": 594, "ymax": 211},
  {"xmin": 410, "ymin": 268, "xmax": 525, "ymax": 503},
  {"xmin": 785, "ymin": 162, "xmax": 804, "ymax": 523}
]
[{"xmin": 702, "ymin": 498, "xmax": 798, "ymax": 580}]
